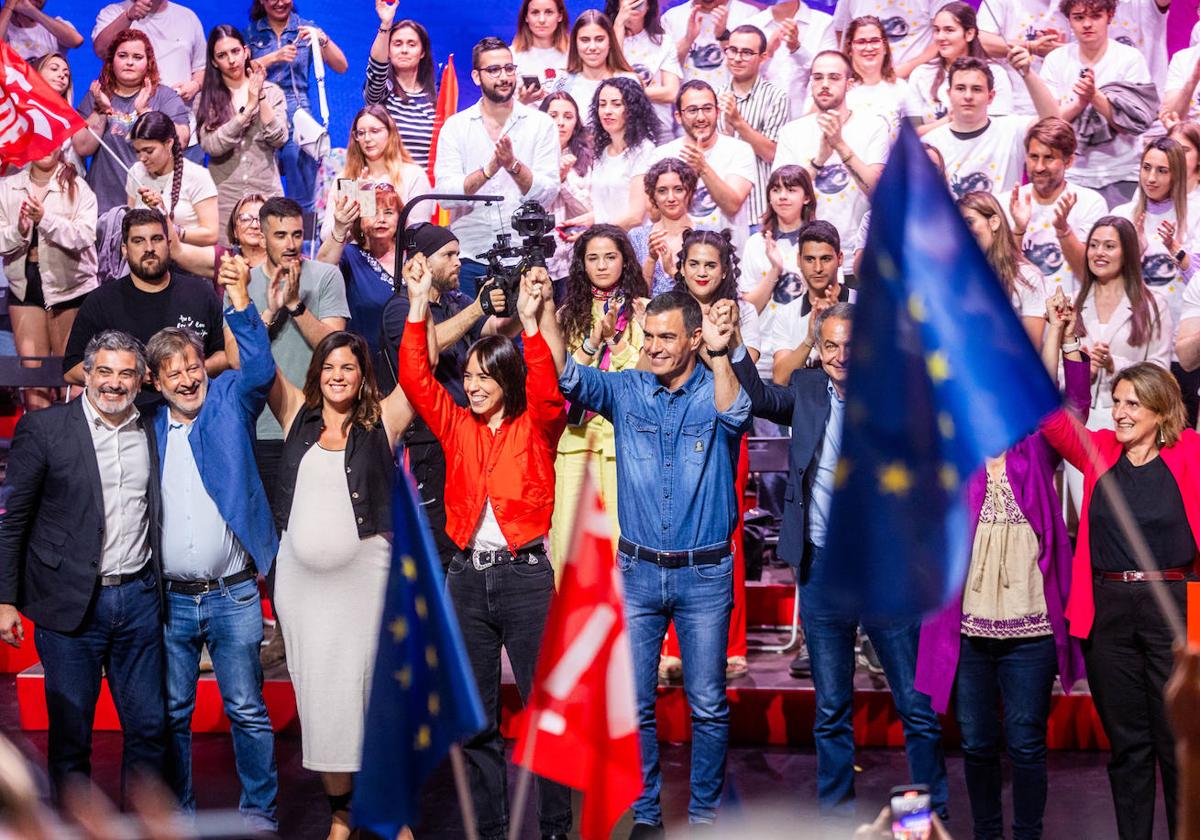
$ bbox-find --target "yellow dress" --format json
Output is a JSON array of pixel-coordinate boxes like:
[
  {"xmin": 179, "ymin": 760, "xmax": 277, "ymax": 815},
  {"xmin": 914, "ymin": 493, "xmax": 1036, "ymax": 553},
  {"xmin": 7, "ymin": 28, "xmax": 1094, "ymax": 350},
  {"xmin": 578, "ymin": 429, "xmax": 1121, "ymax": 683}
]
[{"xmin": 549, "ymin": 299, "xmax": 644, "ymax": 575}]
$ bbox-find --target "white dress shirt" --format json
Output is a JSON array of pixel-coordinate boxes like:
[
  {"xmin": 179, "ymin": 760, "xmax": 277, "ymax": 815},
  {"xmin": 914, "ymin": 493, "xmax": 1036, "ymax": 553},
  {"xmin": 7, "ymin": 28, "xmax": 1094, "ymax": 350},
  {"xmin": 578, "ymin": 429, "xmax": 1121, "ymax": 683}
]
[
  {"xmin": 433, "ymin": 101, "xmax": 561, "ymax": 261},
  {"xmin": 81, "ymin": 395, "xmax": 151, "ymax": 577}
]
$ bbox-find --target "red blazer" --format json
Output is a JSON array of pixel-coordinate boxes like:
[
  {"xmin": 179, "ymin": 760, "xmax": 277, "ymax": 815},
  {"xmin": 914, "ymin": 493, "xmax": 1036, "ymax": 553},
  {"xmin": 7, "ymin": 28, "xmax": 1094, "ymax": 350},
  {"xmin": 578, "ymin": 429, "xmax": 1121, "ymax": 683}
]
[
  {"xmin": 1041, "ymin": 409, "xmax": 1200, "ymax": 639},
  {"xmin": 397, "ymin": 321, "xmax": 567, "ymax": 552}
]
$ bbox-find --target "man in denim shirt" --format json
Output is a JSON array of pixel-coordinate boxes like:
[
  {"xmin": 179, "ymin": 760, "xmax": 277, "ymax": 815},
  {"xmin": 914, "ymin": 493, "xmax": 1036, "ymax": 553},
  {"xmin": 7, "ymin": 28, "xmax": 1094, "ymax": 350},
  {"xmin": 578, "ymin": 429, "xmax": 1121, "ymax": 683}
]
[{"xmin": 542, "ymin": 289, "xmax": 750, "ymax": 836}]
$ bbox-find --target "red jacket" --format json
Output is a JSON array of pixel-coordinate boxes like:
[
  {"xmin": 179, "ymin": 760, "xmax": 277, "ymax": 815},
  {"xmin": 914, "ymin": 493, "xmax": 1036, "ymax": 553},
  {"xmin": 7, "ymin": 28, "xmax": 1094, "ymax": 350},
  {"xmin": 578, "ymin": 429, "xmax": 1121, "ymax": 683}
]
[
  {"xmin": 398, "ymin": 320, "xmax": 567, "ymax": 552},
  {"xmin": 1041, "ymin": 409, "xmax": 1200, "ymax": 639}
]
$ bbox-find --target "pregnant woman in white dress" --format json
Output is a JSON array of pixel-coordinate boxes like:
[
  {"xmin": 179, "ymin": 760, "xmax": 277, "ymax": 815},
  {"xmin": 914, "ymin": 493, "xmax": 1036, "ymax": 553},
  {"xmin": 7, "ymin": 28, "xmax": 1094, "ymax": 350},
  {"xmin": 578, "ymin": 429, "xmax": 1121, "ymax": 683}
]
[{"xmin": 266, "ymin": 329, "xmax": 415, "ymax": 840}]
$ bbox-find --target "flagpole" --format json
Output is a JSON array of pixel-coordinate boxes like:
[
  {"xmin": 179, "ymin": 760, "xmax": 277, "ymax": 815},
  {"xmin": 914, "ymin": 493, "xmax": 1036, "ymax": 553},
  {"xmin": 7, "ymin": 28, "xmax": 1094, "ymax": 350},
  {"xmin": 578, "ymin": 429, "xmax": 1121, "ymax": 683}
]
[
  {"xmin": 1066, "ymin": 420, "xmax": 1187, "ymax": 641},
  {"xmin": 87, "ymin": 126, "xmax": 146, "ymax": 190},
  {"xmin": 506, "ymin": 710, "xmax": 542, "ymax": 840},
  {"xmin": 448, "ymin": 744, "xmax": 480, "ymax": 840}
]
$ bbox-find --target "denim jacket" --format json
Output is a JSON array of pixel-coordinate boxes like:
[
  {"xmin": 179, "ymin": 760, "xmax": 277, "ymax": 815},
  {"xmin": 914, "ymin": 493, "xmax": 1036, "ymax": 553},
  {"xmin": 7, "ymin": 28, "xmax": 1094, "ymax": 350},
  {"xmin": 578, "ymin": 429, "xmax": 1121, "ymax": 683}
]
[
  {"xmin": 152, "ymin": 303, "xmax": 279, "ymax": 575},
  {"xmin": 245, "ymin": 13, "xmax": 314, "ymax": 112},
  {"xmin": 559, "ymin": 357, "xmax": 750, "ymax": 552}
]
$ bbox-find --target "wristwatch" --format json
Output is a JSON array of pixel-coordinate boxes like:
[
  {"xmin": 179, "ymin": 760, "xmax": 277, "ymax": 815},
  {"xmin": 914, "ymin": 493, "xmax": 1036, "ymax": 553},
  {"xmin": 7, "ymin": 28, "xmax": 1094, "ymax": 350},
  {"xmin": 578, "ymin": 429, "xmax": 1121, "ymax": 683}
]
[
  {"xmin": 286, "ymin": 300, "xmax": 307, "ymax": 318},
  {"xmin": 707, "ymin": 347, "xmax": 730, "ymax": 357},
  {"xmin": 507, "ymin": 160, "xmax": 522, "ymax": 175},
  {"xmin": 1174, "ymin": 247, "xmax": 1188, "ymax": 264}
]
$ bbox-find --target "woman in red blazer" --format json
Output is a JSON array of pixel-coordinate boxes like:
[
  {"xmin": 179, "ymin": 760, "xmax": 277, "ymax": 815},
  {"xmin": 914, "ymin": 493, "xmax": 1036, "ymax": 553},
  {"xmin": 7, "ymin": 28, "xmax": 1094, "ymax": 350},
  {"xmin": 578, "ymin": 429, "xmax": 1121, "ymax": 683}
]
[
  {"xmin": 1042, "ymin": 361, "xmax": 1200, "ymax": 840},
  {"xmin": 396, "ymin": 257, "xmax": 571, "ymax": 840}
]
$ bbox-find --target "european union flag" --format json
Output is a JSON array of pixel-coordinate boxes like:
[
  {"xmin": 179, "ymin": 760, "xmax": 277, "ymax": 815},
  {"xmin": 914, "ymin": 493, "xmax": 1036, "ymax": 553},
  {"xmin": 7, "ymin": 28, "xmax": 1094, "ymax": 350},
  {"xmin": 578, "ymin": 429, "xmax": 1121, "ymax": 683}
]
[
  {"xmin": 352, "ymin": 468, "xmax": 486, "ymax": 837},
  {"xmin": 825, "ymin": 123, "xmax": 1059, "ymax": 621}
]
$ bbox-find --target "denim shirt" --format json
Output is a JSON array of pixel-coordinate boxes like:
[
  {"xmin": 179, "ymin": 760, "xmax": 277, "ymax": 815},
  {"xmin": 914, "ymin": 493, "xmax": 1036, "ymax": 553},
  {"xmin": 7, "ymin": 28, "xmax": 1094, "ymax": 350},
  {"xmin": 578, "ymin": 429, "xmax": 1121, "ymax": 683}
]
[
  {"xmin": 245, "ymin": 13, "xmax": 313, "ymax": 112},
  {"xmin": 559, "ymin": 357, "xmax": 751, "ymax": 552}
]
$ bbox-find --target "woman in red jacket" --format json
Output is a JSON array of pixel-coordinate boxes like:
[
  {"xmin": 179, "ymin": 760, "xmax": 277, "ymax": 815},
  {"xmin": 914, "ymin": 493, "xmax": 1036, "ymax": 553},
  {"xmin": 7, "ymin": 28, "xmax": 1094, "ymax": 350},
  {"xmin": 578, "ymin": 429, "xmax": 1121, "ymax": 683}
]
[
  {"xmin": 396, "ymin": 256, "xmax": 571, "ymax": 840},
  {"xmin": 1042, "ymin": 362, "xmax": 1200, "ymax": 840}
]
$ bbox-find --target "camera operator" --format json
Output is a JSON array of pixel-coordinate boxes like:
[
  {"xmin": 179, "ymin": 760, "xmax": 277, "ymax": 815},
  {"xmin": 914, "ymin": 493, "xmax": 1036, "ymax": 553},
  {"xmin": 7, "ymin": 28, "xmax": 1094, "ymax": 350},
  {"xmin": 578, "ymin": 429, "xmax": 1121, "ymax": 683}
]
[{"xmin": 433, "ymin": 36, "xmax": 561, "ymax": 299}]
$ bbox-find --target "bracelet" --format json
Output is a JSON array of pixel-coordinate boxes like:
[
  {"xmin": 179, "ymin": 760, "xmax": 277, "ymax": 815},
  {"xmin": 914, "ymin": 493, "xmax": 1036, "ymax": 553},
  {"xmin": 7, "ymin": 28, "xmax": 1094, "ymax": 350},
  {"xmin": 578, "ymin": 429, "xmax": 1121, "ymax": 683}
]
[
  {"xmin": 1060, "ymin": 339, "xmax": 1081, "ymax": 354},
  {"xmin": 707, "ymin": 347, "xmax": 730, "ymax": 358},
  {"xmin": 378, "ymin": 25, "xmax": 390, "ymax": 32},
  {"xmin": 331, "ymin": 229, "xmax": 347, "ymax": 244},
  {"xmin": 1013, "ymin": 228, "xmax": 1026, "ymax": 237},
  {"xmin": 507, "ymin": 160, "xmax": 522, "ymax": 175},
  {"xmin": 581, "ymin": 338, "xmax": 599, "ymax": 356},
  {"xmin": 480, "ymin": 164, "xmax": 496, "ymax": 180}
]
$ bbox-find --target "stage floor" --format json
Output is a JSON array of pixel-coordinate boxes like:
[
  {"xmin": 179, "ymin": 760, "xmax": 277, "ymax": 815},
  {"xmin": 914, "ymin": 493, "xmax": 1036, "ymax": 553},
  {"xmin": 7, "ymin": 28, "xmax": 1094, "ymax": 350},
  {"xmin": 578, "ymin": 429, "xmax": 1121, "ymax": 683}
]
[{"xmin": 0, "ymin": 676, "xmax": 1169, "ymax": 839}]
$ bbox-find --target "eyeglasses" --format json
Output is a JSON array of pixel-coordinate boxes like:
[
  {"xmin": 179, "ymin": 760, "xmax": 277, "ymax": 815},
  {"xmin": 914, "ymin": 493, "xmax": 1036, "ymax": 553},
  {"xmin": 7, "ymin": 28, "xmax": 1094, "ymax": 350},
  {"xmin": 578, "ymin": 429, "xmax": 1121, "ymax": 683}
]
[
  {"xmin": 680, "ymin": 104, "xmax": 716, "ymax": 117},
  {"xmin": 852, "ymin": 36, "xmax": 884, "ymax": 47},
  {"xmin": 723, "ymin": 46, "xmax": 761, "ymax": 59},
  {"xmin": 236, "ymin": 213, "xmax": 261, "ymax": 226},
  {"xmin": 354, "ymin": 126, "xmax": 387, "ymax": 139},
  {"xmin": 478, "ymin": 63, "xmax": 518, "ymax": 77},
  {"xmin": 360, "ymin": 181, "xmax": 397, "ymax": 192}
]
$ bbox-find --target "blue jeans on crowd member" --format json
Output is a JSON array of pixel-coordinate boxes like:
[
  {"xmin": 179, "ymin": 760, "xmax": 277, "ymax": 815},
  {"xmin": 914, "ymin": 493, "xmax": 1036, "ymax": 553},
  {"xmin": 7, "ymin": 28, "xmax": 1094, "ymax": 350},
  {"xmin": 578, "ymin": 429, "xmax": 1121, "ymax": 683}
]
[
  {"xmin": 620, "ymin": 549, "xmax": 733, "ymax": 827},
  {"xmin": 799, "ymin": 544, "xmax": 948, "ymax": 818},
  {"xmin": 458, "ymin": 259, "xmax": 487, "ymax": 302},
  {"xmin": 277, "ymin": 101, "xmax": 318, "ymax": 216},
  {"xmin": 447, "ymin": 550, "xmax": 572, "ymax": 840},
  {"xmin": 164, "ymin": 577, "xmax": 278, "ymax": 831},
  {"xmin": 955, "ymin": 633, "xmax": 1057, "ymax": 840},
  {"xmin": 34, "ymin": 569, "xmax": 167, "ymax": 800}
]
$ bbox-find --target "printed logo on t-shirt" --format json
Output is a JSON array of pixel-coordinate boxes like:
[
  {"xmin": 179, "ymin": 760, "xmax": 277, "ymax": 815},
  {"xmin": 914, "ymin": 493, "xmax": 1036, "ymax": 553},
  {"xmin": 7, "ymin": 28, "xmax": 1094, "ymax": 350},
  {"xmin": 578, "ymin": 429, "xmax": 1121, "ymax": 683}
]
[
  {"xmin": 949, "ymin": 171, "xmax": 993, "ymax": 199},
  {"xmin": 1025, "ymin": 242, "xmax": 1064, "ymax": 276},
  {"xmin": 773, "ymin": 272, "xmax": 805, "ymax": 304},
  {"xmin": 691, "ymin": 43, "xmax": 725, "ymax": 70},
  {"xmin": 882, "ymin": 16, "xmax": 910, "ymax": 42},
  {"xmin": 1143, "ymin": 253, "xmax": 1178, "ymax": 286},
  {"xmin": 692, "ymin": 185, "xmax": 718, "ymax": 217},
  {"xmin": 176, "ymin": 315, "xmax": 210, "ymax": 338},
  {"xmin": 814, "ymin": 163, "xmax": 850, "ymax": 194},
  {"xmin": 1115, "ymin": 35, "xmax": 1136, "ymax": 48},
  {"xmin": 633, "ymin": 63, "xmax": 653, "ymax": 85}
]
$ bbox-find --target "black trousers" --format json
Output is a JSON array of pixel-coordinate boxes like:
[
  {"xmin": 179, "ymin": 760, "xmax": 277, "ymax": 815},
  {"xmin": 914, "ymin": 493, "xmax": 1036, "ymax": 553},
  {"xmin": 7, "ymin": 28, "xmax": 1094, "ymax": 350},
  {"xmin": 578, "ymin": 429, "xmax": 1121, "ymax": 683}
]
[{"xmin": 1083, "ymin": 576, "xmax": 1187, "ymax": 840}]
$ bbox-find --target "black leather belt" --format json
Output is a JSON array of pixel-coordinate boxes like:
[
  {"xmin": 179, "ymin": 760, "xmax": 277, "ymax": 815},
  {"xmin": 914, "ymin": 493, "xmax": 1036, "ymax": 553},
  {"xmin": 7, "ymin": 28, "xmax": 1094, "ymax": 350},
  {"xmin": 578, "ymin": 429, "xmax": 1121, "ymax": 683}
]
[
  {"xmin": 468, "ymin": 546, "xmax": 544, "ymax": 571},
  {"xmin": 99, "ymin": 567, "xmax": 150, "ymax": 587},
  {"xmin": 1097, "ymin": 566, "xmax": 1191, "ymax": 582},
  {"xmin": 164, "ymin": 566, "xmax": 257, "ymax": 596},
  {"xmin": 618, "ymin": 537, "xmax": 730, "ymax": 568}
]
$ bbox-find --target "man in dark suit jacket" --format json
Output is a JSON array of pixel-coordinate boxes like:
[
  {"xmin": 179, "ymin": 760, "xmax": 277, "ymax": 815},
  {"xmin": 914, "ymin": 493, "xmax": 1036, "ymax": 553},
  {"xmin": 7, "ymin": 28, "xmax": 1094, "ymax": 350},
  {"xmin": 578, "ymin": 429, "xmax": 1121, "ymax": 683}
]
[
  {"xmin": 726, "ymin": 301, "xmax": 949, "ymax": 819},
  {"xmin": 0, "ymin": 330, "xmax": 166, "ymax": 798}
]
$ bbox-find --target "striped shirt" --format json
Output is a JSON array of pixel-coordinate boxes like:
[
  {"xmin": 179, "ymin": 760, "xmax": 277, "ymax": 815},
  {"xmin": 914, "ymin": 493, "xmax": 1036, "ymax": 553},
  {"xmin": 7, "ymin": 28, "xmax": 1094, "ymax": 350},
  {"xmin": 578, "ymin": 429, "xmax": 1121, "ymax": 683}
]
[
  {"xmin": 364, "ymin": 56, "xmax": 436, "ymax": 170},
  {"xmin": 718, "ymin": 76, "xmax": 789, "ymax": 222}
]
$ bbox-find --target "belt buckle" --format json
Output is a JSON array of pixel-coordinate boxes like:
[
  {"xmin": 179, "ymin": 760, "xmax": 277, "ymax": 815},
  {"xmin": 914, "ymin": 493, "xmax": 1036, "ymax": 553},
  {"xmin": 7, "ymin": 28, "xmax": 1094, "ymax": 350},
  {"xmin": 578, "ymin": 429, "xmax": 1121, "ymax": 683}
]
[
  {"xmin": 1123, "ymin": 571, "xmax": 1145, "ymax": 582},
  {"xmin": 472, "ymin": 551, "xmax": 496, "ymax": 571}
]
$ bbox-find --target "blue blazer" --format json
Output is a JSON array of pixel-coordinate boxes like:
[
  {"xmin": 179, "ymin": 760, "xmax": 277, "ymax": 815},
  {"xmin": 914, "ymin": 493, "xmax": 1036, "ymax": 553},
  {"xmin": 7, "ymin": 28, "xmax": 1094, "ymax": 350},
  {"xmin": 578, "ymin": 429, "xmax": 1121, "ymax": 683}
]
[
  {"xmin": 732, "ymin": 350, "xmax": 832, "ymax": 572},
  {"xmin": 153, "ymin": 303, "xmax": 279, "ymax": 576}
]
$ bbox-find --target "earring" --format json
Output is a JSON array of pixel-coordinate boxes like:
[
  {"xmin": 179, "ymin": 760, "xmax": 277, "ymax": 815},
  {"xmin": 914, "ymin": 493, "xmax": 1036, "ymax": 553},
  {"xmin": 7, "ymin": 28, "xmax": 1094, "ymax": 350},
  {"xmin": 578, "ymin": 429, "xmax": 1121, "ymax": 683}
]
[{"xmin": 1158, "ymin": 426, "xmax": 1166, "ymax": 447}]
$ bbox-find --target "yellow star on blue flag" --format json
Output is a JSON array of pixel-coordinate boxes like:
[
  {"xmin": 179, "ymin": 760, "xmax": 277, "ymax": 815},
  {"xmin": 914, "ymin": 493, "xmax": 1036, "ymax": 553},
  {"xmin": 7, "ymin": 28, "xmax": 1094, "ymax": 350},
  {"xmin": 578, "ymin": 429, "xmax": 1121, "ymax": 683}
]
[
  {"xmin": 825, "ymin": 123, "xmax": 1059, "ymax": 620},
  {"xmin": 352, "ymin": 470, "xmax": 485, "ymax": 837}
]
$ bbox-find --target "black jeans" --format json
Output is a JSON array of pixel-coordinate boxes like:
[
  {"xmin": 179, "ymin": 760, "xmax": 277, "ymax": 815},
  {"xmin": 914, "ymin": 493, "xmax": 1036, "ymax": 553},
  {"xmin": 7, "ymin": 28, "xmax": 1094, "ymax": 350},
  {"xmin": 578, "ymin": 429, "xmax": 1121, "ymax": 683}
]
[
  {"xmin": 34, "ymin": 570, "xmax": 167, "ymax": 801},
  {"xmin": 1084, "ymin": 577, "xmax": 1187, "ymax": 840},
  {"xmin": 407, "ymin": 438, "xmax": 457, "ymax": 570},
  {"xmin": 954, "ymin": 634, "xmax": 1057, "ymax": 840},
  {"xmin": 446, "ymin": 550, "xmax": 572, "ymax": 840}
]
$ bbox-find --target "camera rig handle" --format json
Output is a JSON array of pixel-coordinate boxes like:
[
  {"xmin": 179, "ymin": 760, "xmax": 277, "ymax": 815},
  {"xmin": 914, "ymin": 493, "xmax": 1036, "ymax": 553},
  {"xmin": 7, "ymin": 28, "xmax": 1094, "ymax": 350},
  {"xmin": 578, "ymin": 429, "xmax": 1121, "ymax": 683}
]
[{"xmin": 392, "ymin": 193, "xmax": 504, "ymax": 281}]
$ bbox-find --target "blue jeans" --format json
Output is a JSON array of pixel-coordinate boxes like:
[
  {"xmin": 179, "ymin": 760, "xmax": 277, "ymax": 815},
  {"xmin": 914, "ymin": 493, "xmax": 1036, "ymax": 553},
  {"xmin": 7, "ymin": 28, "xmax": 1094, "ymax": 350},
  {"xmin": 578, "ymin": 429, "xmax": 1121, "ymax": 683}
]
[
  {"xmin": 799, "ymin": 544, "xmax": 948, "ymax": 817},
  {"xmin": 955, "ymin": 633, "xmax": 1057, "ymax": 840},
  {"xmin": 619, "ymin": 549, "xmax": 733, "ymax": 826},
  {"xmin": 34, "ymin": 569, "xmax": 167, "ymax": 800},
  {"xmin": 459, "ymin": 258, "xmax": 487, "ymax": 302},
  {"xmin": 164, "ymin": 577, "xmax": 277, "ymax": 831},
  {"xmin": 277, "ymin": 101, "xmax": 318, "ymax": 215}
]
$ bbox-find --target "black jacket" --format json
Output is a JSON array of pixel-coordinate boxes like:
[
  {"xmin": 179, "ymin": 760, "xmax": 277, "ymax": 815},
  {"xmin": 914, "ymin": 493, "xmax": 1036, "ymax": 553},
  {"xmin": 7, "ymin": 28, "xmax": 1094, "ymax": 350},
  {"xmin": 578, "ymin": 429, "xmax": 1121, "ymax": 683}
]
[
  {"xmin": 0, "ymin": 399, "xmax": 163, "ymax": 633},
  {"xmin": 732, "ymin": 352, "xmax": 832, "ymax": 573}
]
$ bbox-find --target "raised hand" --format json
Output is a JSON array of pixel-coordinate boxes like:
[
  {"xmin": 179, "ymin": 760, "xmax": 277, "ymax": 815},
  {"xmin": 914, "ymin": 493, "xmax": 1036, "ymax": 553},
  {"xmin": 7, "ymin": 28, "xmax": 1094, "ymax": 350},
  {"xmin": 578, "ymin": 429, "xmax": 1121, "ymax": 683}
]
[
  {"xmin": 558, "ymin": 152, "xmax": 576, "ymax": 181},
  {"xmin": 246, "ymin": 62, "xmax": 267, "ymax": 104},
  {"xmin": 1158, "ymin": 218, "xmax": 1181, "ymax": 254},
  {"xmin": 218, "ymin": 253, "xmax": 251, "ymax": 310},
  {"xmin": 376, "ymin": 0, "xmax": 398, "ymax": 26},
  {"xmin": 278, "ymin": 259, "xmax": 302, "ymax": 310},
  {"xmin": 717, "ymin": 91, "xmax": 739, "ymax": 132},
  {"xmin": 677, "ymin": 141, "xmax": 707, "ymax": 175},
  {"xmin": 1092, "ymin": 340, "xmax": 1114, "ymax": 374},
  {"xmin": 133, "ymin": 77, "xmax": 154, "ymax": 114},
  {"xmin": 331, "ymin": 194, "xmax": 360, "ymax": 242},
  {"xmin": 778, "ymin": 18, "xmax": 800, "ymax": 52},
  {"xmin": 1007, "ymin": 43, "xmax": 1033, "ymax": 76},
  {"xmin": 403, "ymin": 252, "xmax": 433, "ymax": 299},
  {"xmin": 493, "ymin": 135, "xmax": 516, "ymax": 171},
  {"xmin": 517, "ymin": 266, "xmax": 550, "ymax": 324},
  {"xmin": 709, "ymin": 2, "xmax": 729, "ymax": 38},
  {"xmin": 89, "ymin": 80, "xmax": 113, "ymax": 114},
  {"xmin": 1051, "ymin": 190, "xmax": 1077, "ymax": 237},
  {"xmin": 685, "ymin": 5, "xmax": 703, "ymax": 43},
  {"xmin": 1072, "ymin": 68, "xmax": 1096, "ymax": 105},
  {"xmin": 1009, "ymin": 184, "xmax": 1032, "ymax": 234},
  {"xmin": 20, "ymin": 194, "xmax": 43, "ymax": 226},
  {"xmin": 763, "ymin": 229, "xmax": 783, "ymax": 272},
  {"xmin": 702, "ymin": 299, "xmax": 734, "ymax": 351}
]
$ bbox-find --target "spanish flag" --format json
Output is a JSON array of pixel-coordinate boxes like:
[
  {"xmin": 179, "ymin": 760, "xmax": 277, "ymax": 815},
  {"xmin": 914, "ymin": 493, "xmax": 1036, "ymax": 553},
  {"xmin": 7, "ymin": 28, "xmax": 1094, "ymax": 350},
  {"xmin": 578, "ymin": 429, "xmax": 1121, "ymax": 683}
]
[{"xmin": 428, "ymin": 55, "xmax": 458, "ymax": 225}]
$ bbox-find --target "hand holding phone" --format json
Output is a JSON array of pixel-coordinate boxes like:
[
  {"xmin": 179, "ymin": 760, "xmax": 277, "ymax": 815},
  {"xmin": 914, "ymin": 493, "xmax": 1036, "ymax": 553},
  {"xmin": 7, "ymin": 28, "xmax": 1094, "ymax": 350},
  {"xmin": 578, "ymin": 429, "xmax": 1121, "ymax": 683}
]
[{"xmin": 890, "ymin": 785, "xmax": 932, "ymax": 840}]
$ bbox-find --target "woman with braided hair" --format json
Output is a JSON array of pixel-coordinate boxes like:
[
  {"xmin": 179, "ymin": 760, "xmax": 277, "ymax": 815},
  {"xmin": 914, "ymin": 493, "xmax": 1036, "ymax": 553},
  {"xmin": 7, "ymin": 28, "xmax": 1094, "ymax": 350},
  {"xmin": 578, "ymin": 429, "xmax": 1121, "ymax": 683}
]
[{"xmin": 126, "ymin": 111, "xmax": 219, "ymax": 247}]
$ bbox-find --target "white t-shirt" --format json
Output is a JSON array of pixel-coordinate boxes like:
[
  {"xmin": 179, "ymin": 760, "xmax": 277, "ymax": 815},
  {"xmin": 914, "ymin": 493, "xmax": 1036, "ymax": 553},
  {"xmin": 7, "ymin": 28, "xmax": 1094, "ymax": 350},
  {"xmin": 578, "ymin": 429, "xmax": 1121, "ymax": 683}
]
[
  {"xmin": 1113, "ymin": 195, "xmax": 1200, "ymax": 330},
  {"xmin": 1007, "ymin": 182, "xmax": 1109, "ymax": 299},
  {"xmin": 93, "ymin": 1, "xmax": 205, "ymax": 89},
  {"xmin": 1166, "ymin": 45, "xmax": 1200, "ymax": 125},
  {"xmin": 591, "ymin": 140, "xmax": 655, "ymax": 226},
  {"xmin": 653, "ymin": 134, "xmax": 756, "ymax": 249},
  {"xmin": 1109, "ymin": 0, "xmax": 1169, "ymax": 89},
  {"xmin": 736, "ymin": 298, "xmax": 762, "ymax": 357},
  {"xmin": 905, "ymin": 61, "xmax": 1014, "ymax": 123},
  {"xmin": 846, "ymin": 78, "xmax": 910, "ymax": 139},
  {"xmin": 747, "ymin": 4, "xmax": 838, "ymax": 119},
  {"xmin": 924, "ymin": 115, "xmax": 1030, "ymax": 200},
  {"xmin": 774, "ymin": 110, "xmax": 891, "ymax": 258},
  {"xmin": 4, "ymin": 18, "xmax": 71, "ymax": 61},
  {"xmin": 769, "ymin": 286, "xmax": 860, "ymax": 373},
  {"xmin": 976, "ymin": 0, "xmax": 1069, "ymax": 115},
  {"xmin": 125, "ymin": 158, "xmax": 217, "ymax": 230},
  {"xmin": 512, "ymin": 45, "xmax": 567, "ymax": 85},
  {"xmin": 620, "ymin": 30, "xmax": 683, "ymax": 141},
  {"xmin": 1012, "ymin": 261, "xmax": 1050, "ymax": 318},
  {"xmin": 740, "ymin": 229, "xmax": 802, "ymax": 378},
  {"xmin": 661, "ymin": 0, "xmax": 759, "ymax": 87},
  {"xmin": 831, "ymin": 0, "xmax": 935, "ymax": 65},
  {"xmin": 1040, "ymin": 40, "xmax": 1151, "ymax": 189}
]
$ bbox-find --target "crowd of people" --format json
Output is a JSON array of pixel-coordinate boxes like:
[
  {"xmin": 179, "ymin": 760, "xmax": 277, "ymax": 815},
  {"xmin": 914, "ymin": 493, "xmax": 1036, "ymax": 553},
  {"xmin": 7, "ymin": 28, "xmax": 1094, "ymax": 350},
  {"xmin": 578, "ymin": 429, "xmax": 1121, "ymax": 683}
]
[{"xmin": 0, "ymin": 0, "xmax": 1199, "ymax": 838}]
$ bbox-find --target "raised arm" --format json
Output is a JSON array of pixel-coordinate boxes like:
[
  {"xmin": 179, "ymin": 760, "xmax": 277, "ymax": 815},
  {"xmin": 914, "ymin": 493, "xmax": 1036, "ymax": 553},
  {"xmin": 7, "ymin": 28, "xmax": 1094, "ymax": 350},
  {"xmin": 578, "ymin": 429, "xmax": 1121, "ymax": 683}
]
[
  {"xmin": 218, "ymin": 253, "xmax": 275, "ymax": 414},
  {"xmin": 701, "ymin": 300, "xmax": 742, "ymax": 414},
  {"xmin": 395, "ymin": 253, "xmax": 465, "ymax": 442}
]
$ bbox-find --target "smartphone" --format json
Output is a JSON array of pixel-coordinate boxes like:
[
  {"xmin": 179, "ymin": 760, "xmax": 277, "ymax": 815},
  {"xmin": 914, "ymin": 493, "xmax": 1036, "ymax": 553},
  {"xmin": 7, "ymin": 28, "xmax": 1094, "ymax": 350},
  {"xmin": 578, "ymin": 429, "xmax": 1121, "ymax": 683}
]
[
  {"xmin": 890, "ymin": 785, "xmax": 932, "ymax": 840},
  {"xmin": 521, "ymin": 74, "xmax": 542, "ymax": 91},
  {"xmin": 336, "ymin": 178, "xmax": 356, "ymax": 205},
  {"xmin": 357, "ymin": 185, "xmax": 377, "ymax": 218}
]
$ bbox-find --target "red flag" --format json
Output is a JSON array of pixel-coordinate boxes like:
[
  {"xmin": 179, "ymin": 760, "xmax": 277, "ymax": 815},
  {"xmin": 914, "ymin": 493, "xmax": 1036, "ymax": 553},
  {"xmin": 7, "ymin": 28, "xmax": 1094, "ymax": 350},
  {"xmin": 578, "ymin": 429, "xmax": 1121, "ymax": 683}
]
[
  {"xmin": 427, "ymin": 55, "xmax": 458, "ymax": 224},
  {"xmin": 0, "ymin": 42, "xmax": 84, "ymax": 168},
  {"xmin": 512, "ymin": 464, "xmax": 642, "ymax": 840}
]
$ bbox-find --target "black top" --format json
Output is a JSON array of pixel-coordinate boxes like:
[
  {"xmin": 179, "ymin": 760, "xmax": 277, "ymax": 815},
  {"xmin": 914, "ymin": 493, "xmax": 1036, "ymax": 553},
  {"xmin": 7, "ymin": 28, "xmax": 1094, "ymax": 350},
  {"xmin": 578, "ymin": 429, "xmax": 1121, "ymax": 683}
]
[
  {"xmin": 275, "ymin": 405, "xmax": 395, "ymax": 540},
  {"xmin": 63, "ymin": 274, "xmax": 226, "ymax": 407},
  {"xmin": 1089, "ymin": 454, "xmax": 1196, "ymax": 572}
]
